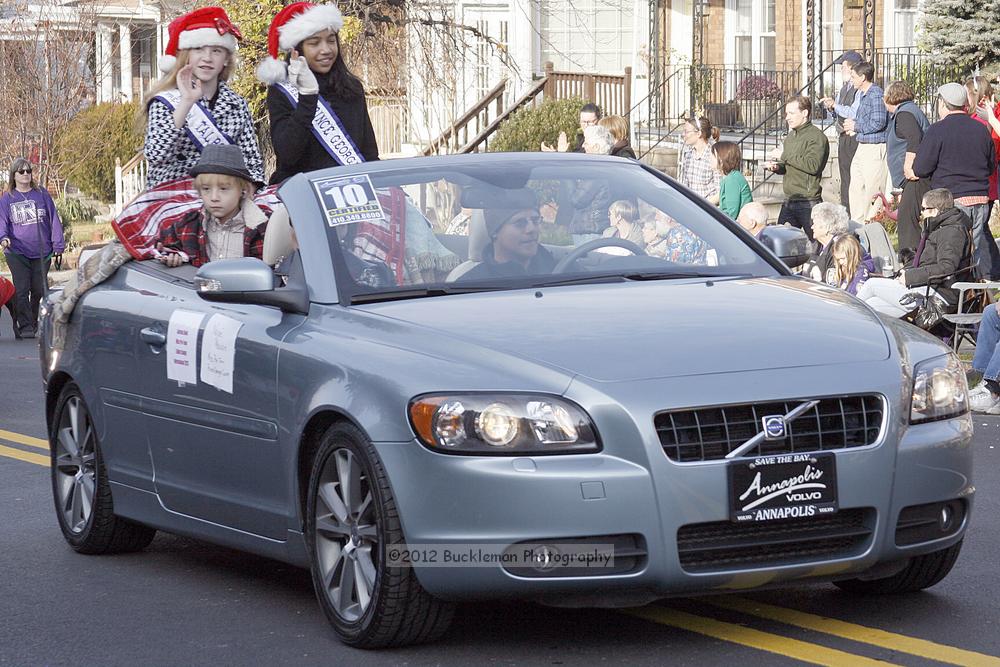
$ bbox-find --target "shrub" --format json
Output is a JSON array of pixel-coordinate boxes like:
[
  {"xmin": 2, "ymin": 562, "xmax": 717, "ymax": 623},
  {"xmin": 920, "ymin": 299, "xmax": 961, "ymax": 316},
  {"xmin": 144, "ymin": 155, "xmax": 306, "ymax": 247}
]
[
  {"xmin": 489, "ymin": 96, "xmax": 586, "ymax": 153},
  {"xmin": 735, "ymin": 75, "xmax": 783, "ymax": 101},
  {"xmin": 54, "ymin": 195, "xmax": 101, "ymax": 248},
  {"xmin": 54, "ymin": 102, "xmax": 144, "ymax": 202}
]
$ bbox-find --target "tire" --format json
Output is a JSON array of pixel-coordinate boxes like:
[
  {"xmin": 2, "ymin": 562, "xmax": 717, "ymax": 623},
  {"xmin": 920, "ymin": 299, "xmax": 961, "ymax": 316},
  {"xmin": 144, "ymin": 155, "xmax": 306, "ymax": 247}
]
[
  {"xmin": 50, "ymin": 383, "xmax": 156, "ymax": 554},
  {"xmin": 834, "ymin": 540, "xmax": 963, "ymax": 595},
  {"xmin": 305, "ymin": 422, "xmax": 454, "ymax": 648}
]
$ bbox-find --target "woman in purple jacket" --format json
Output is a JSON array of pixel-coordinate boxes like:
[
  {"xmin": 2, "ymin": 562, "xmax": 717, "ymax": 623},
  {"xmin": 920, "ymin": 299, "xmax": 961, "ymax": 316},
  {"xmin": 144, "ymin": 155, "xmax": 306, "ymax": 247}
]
[{"xmin": 0, "ymin": 158, "xmax": 64, "ymax": 338}]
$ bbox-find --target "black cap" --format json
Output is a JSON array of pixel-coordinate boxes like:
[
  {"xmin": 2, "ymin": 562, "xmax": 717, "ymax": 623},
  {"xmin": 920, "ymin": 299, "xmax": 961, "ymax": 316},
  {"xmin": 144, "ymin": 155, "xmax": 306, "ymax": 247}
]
[
  {"xmin": 190, "ymin": 144, "xmax": 257, "ymax": 185},
  {"xmin": 834, "ymin": 51, "xmax": 863, "ymax": 65}
]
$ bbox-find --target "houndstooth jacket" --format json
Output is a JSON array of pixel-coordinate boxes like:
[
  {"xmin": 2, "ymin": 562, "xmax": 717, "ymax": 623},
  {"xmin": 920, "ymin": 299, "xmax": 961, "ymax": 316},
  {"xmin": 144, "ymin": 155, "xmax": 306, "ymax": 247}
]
[{"xmin": 144, "ymin": 82, "xmax": 265, "ymax": 189}]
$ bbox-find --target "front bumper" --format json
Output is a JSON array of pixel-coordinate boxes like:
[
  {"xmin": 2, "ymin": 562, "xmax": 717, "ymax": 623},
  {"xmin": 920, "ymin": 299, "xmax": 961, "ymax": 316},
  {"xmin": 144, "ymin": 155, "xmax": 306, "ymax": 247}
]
[{"xmin": 375, "ymin": 407, "xmax": 974, "ymax": 603}]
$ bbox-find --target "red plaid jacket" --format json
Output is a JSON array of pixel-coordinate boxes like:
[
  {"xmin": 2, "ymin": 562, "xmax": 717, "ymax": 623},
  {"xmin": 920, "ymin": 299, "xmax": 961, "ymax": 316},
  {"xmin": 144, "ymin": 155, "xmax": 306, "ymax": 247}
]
[{"xmin": 157, "ymin": 209, "xmax": 267, "ymax": 267}]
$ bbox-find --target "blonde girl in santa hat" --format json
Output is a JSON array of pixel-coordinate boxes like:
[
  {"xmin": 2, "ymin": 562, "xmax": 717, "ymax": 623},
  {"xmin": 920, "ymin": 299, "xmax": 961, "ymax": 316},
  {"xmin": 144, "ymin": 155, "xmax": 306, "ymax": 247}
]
[
  {"xmin": 256, "ymin": 2, "xmax": 379, "ymax": 185},
  {"xmin": 139, "ymin": 7, "xmax": 264, "ymax": 189}
]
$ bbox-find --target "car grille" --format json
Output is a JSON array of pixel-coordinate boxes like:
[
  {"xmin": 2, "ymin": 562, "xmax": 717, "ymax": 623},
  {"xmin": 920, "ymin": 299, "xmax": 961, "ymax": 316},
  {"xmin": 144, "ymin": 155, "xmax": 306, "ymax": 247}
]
[
  {"xmin": 655, "ymin": 395, "xmax": 883, "ymax": 462},
  {"xmin": 677, "ymin": 508, "xmax": 873, "ymax": 573}
]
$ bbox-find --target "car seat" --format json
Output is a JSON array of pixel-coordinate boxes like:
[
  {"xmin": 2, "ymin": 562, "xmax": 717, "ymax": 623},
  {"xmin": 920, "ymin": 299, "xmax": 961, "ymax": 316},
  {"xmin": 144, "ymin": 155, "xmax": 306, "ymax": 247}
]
[{"xmin": 445, "ymin": 210, "xmax": 488, "ymax": 281}]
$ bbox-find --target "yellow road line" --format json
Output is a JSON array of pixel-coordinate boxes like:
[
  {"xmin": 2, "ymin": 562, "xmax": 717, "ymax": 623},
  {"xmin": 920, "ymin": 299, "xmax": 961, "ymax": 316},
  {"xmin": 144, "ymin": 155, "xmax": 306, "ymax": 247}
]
[
  {"xmin": 624, "ymin": 606, "xmax": 897, "ymax": 666},
  {"xmin": 704, "ymin": 596, "xmax": 1000, "ymax": 666},
  {"xmin": 0, "ymin": 428, "xmax": 48, "ymax": 451},
  {"xmin": 0, "ymin": 443, "xmax": 49, "ymax": 467}
]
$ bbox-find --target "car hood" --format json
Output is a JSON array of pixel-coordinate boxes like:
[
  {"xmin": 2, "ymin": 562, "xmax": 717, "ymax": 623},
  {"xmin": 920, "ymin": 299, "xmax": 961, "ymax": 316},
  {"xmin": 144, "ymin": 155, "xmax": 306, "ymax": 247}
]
[{"xmin": 357, "ymin": 277, "xmax": 892, "ymax": 382}]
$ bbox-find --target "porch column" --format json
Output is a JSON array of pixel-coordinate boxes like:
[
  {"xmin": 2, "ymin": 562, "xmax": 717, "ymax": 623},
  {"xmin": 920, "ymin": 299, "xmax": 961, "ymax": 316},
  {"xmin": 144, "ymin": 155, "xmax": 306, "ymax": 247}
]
[
  {"xmin": 119, "ymin": 23, "xmax": 133, "ymax": 101},
  {"xmin": 95, "ymin": 23, "xmax": 114, "ymax": 103}
]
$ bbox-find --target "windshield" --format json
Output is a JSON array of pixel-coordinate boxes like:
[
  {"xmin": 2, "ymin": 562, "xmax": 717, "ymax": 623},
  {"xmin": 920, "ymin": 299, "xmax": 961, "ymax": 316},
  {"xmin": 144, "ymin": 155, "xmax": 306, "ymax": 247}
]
[{"xmin": 309, "ymin": 157, "xmax": 781, "ymax": 301}]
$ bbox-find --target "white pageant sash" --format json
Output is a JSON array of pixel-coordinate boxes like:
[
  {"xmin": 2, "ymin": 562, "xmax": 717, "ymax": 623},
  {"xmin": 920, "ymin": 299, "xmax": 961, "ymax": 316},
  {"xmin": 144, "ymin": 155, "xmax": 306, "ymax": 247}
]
[
  {"xmin": 154, "ymin": 89, "xmax": 234, "ymax": 150},
  {"xmin": 276, "ymin": 83, "xmax": 364, "ymax": 166}
]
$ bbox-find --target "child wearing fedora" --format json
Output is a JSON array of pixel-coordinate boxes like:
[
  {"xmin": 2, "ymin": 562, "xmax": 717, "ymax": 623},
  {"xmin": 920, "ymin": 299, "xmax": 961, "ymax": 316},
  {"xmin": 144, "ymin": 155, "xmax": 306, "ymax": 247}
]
[
  {"xmin": 139, "ymin": 6, "xmax": 264, "ymax": 189},
  {"xmin": 156, "ymin": 144, "xmax": 269, "ymax": 267}
]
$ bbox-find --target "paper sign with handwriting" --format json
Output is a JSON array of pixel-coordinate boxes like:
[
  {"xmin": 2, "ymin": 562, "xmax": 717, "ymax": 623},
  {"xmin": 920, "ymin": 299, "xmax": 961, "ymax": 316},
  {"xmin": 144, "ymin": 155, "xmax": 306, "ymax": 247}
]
[
  {"xmin": 166, "ymin": 310, "xmax": 204, "ymax": 385},
  {"xmin": 200, "ymin": 314, "xmax": 243, "ymax": 393}
]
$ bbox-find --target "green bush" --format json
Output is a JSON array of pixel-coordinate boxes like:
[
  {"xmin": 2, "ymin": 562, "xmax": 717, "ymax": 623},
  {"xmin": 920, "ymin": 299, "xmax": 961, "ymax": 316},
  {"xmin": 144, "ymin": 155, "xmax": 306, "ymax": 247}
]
[
  {"xmin": 489, "ymin": 96, "xmax": 585, "ymax": 153},
  {"xmin": 54, "ymin": 195, "xmax": 101, "ymax": 248},
  {"xmin": 54, "ymin": 102, "xmax": 143, "ymax": 202}
]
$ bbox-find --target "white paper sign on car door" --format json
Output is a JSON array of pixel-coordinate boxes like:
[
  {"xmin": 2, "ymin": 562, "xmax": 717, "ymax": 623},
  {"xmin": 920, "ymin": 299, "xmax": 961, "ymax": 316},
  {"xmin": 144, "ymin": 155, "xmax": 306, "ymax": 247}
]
[
  {"xmin": 200, "ymin": 314, "xmax": 243, "ymax": 394},
  {"xmin": 166, "ymin": 310, "xmax": 204, "ymax": 385}
]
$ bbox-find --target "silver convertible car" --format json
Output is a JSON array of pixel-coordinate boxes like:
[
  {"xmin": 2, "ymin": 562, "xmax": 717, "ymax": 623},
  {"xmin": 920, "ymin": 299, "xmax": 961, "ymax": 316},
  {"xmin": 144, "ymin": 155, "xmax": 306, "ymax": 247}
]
[{"xmin": 40, "ymin": 154, "xmax": 973, "ymax": 648}]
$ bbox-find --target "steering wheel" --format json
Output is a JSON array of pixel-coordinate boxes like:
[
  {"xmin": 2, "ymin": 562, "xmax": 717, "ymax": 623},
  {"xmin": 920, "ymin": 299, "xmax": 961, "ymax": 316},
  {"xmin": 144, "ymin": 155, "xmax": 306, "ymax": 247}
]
[{"xmin": 552, "ymin": 237, "xmax": 647, "ymax": 274}]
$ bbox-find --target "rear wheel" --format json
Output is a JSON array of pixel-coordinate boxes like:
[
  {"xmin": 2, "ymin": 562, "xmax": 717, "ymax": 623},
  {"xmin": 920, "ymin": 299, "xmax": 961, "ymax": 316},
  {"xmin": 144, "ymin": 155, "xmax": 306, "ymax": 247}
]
[
  {"xmin": 834, "ymin": 540, "xmax": 963, "ymax": 594},
  {"xmin": 50, "ymin": 383, "xmax": 156, "ymax": 554},
  {"xmin": 305, "ymin": 422, "xmax": 454, "ymax": 648}
]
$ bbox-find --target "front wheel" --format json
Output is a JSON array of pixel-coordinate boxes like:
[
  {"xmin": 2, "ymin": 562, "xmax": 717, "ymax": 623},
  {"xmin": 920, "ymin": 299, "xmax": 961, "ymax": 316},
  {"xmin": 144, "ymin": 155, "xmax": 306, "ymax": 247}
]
[
  {"xmin": 834, "ymin": 540, "xmax": 963, "ymax": 594},
  {"xmin": 50, "ymin": 383, "xmax": 156, "ymax": 553},
  {"xmin": 305, "ymin": 423, "xmax": 454, "ymax": 648}
]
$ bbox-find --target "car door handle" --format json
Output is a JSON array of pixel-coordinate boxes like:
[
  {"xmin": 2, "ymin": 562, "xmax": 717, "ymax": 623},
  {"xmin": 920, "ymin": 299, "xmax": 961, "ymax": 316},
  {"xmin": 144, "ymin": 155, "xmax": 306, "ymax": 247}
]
[{"xmin": 140, "ymin": 327, "xmax": 167, "ymax": 347}]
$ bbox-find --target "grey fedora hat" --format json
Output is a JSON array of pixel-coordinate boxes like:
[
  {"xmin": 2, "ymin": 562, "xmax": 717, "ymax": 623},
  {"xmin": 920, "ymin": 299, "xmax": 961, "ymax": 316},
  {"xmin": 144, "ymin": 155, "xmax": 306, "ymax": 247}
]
[{"xmin": 190, "ymin": 144, "xmax": 258, "ymax": 184}]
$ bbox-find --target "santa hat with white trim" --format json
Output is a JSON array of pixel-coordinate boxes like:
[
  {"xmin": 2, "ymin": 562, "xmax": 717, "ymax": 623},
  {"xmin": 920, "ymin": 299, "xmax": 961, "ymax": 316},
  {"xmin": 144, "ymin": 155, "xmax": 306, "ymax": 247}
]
[
  {"xmin": 158, "ymin": 7, "xmax": 243, "ymax": 74},
  {"xmin": 256, "ymin": 2, "xmax": 344, "ymax": 85}
]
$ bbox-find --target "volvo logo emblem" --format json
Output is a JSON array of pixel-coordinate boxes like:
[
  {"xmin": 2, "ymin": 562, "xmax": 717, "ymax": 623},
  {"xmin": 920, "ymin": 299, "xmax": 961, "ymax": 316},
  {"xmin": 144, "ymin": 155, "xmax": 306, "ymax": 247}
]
[{"xmin": 762, "ymin": 415, "xmax": 786, "ymax": 440}]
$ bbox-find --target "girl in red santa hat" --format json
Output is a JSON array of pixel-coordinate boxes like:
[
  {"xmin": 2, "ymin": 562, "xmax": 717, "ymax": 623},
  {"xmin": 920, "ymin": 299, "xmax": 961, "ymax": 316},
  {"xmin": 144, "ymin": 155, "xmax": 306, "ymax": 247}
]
[
  {"xmin": 257, "ymin": 2, "xmax": 379, "ymax": 184},
  {"xmin": 139, "ymin": 7, "xmax": 264, "ymax": 189}
]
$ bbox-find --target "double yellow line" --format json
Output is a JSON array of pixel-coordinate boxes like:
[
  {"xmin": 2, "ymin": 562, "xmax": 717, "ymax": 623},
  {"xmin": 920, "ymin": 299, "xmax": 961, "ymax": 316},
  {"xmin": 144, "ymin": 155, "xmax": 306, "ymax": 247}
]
[
  {"xmin": 627, "ymin": 596, "xmax": 1000, "ymax": 666},
  {"xmin": 2, "ymin": 427, "xmax": 999, "ymax": 665},
  {"xmin": 0, "ymin": 428, "xmax": 49, "ymax": 467}
]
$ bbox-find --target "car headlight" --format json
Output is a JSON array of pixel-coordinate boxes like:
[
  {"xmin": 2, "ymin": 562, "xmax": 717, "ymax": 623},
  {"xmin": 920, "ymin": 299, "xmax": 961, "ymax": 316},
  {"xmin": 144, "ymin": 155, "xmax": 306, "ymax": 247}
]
[
  {"xmin": 409, "ymin": 394, "xmax": 600, "ymax": 455},
  {"xmin": 910, "ymin": 354, "xmax": 968, "ymax": 424}
]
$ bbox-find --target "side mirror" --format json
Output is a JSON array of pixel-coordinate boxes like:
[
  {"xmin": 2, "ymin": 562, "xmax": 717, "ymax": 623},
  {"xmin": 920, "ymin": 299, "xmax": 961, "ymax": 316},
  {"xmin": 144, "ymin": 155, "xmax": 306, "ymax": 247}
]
[
  {"xmin": 759, "ymin": 225, "xmax": 811, "ymax": 268},
  {"xmin": 194, "ymin": 257, "xmax": 308, "ymax": 314}
]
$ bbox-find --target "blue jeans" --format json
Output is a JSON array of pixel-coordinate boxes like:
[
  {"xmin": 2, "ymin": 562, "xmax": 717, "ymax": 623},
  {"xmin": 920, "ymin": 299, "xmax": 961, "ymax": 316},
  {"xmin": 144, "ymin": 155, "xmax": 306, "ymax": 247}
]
[
  {"xmin": 973, "ymin": 304, "xmax": 1000, "ymax": 381},
  {"xmin": 956, "ymin": 203, "xmax": 1000, "ymax": 280},
  {"xmin": 777, "ymin": 198, "xmax": 820, "ymax": 241}
]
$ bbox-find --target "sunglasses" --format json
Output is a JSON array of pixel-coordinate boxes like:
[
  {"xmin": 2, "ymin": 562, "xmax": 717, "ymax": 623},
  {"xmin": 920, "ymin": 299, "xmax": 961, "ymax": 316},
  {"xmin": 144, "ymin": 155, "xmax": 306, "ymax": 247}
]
[
  {"xmin": 16, "ymin": 168, "xmax": 31, "ymax": 174},
  {"xmin": 508, "ymin": 215, "xmax": 541, "ymax": 228}
]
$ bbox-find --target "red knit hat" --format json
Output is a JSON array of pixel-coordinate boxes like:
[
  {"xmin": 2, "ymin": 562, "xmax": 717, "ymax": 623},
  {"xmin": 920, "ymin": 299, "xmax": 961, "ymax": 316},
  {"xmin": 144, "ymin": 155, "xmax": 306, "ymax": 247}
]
[
  {"xmin": 159, "ymin": 7, "xmax": 243, "ymax": 74},
  {"xmin": 256, "ymin": 2, "xmax": 344, "ymax": 85}
]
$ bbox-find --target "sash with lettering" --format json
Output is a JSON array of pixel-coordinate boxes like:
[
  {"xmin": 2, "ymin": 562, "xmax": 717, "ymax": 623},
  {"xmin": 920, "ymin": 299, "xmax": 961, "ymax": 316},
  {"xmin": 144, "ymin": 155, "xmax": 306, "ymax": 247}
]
[
  {"xmin": 275, "ymin": 83, "xmax": 364, "ymax": 166},
  {"xmin": 154, "ymin": 89, "xmax": 234, "ymax": 150}
]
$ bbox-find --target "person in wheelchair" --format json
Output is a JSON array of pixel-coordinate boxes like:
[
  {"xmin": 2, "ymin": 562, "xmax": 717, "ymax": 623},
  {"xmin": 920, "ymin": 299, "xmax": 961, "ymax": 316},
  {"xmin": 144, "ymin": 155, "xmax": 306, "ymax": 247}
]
[
  {"xmin": 855, "ymin": 188, "xmax": 973, "ymax": 318},
  {"xmin": 460, "ymin": 204, "xmax": 556, "ymax": 281}
]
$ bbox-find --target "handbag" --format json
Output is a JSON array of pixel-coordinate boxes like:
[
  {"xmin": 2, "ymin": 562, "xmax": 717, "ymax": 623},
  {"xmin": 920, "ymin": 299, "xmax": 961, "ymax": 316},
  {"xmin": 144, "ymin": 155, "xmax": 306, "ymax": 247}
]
[{"xmin": 898, "ymin": 291, "xmax": 946, "ymax": 331}]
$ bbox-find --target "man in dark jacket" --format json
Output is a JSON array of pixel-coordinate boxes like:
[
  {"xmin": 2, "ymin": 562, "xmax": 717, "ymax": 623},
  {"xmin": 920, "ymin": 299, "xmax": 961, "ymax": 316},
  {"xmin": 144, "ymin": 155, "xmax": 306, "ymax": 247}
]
[
  {"xmin": 461, "ymin": 204, "xmax": 556, "ymax": 281},
  {"xmin": 856, "ymin": 188, "xmax": 973, "ymax": 316},
  {"xmin": 914, "ymin": 82, "xmax": 998, "ymax": 279}
]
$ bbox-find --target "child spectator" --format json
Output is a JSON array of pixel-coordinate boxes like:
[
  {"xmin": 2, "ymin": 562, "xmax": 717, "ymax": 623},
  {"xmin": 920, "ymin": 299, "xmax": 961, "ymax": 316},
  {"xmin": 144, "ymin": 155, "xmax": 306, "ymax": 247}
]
[
  {"xmin": 828, "ymin": 234, "xmax": 873, "ymax": 295},
  {"xmin": 710, "ymin": 141, "xmax": 752, "ymax": 219},
  {"xmin": 156, "ymin": 145, "xmax": 269, "ymax": 267}
]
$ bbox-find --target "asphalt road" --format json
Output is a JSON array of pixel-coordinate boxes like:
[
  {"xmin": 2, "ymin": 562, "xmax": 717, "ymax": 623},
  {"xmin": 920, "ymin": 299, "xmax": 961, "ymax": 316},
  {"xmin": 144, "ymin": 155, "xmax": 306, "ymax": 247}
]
[{"xmin": 2, "ymin": 313, "xmax": 999, "ymax": 666}]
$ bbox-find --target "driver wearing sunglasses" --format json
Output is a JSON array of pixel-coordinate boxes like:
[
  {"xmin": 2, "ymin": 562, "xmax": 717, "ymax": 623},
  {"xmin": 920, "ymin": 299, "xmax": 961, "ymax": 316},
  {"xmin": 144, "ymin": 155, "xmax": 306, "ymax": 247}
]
[{"xmin": 461, "ymin": 204, "xmax": 556, "ymax": 281}]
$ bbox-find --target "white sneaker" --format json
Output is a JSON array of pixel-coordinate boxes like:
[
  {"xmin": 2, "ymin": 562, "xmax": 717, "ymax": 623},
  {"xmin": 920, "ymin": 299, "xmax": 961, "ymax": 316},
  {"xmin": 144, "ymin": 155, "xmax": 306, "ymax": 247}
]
[
  {"xmin": 969, "ymin": 381, "xmax": 990, "ymax": 398},
  {"xmin": 969, "ymin": 390, "xmax": 1000, "ymax": 413}
]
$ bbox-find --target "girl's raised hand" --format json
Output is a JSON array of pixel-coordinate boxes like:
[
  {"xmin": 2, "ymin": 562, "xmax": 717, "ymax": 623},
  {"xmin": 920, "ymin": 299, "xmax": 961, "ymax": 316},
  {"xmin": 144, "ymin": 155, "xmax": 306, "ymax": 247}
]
[{"xmin": 177, "ymin": 65, "xmax": 203, "ymax": 102}]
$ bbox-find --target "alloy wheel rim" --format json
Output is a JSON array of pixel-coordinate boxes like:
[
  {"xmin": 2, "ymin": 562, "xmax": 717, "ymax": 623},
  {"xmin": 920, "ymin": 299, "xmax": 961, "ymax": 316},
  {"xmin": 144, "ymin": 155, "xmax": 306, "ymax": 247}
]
[
  {"xmin": 315, "ymin": 447, "xmax": 378, "ymax": 622},
  {"xmin": 54, "ymin": 396, "xmax": 97, "ymax": 534}
]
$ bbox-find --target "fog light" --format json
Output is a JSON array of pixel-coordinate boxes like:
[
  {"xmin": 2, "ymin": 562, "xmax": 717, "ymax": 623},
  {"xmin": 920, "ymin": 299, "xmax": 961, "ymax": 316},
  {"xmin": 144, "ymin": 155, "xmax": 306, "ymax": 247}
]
[{"xmin": 939, "ymin": 505, "xmax": 954, "ymax": 532}]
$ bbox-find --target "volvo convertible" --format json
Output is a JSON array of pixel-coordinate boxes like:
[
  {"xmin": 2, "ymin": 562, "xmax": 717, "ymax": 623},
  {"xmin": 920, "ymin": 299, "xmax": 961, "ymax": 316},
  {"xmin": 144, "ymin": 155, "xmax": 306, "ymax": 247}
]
[{"xmin": 40, "ymin": 154, "xmax": 973, "ymax": 648}]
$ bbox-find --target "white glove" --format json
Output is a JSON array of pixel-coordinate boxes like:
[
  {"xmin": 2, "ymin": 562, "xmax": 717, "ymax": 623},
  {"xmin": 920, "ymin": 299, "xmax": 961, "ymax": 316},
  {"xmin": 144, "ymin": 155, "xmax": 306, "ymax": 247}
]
[{"xmin": 288, "ymin": 56, "xmax": 319, "ymax": 95}]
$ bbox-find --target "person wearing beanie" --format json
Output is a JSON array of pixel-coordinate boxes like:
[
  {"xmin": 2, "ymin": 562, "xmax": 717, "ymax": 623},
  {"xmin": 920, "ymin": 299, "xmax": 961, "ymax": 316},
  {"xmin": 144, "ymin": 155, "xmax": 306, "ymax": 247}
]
[
  {"xmin": 460, "ymin": 202, "xmax": 556, "ymax": 281},
  {"xmin": 258, "ymin": 2, "xmax": 379, "ymax": 185},
  {"xmin": 155, "ymin": 144, "xmax": 270, "ymax": 268},
  {"xmin": 914, "ymin": 82, "xmax": 999, "ymax": 279},
  {"xmin": 139, "ymin": 7, "xmax": 264, "ymax": 189}
]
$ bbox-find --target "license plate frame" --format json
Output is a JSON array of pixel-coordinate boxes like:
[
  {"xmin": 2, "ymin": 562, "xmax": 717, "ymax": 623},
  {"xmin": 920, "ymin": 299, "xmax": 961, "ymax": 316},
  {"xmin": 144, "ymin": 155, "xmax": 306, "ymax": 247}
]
[{"xmin": 729, "ymin": 452, "xmax": 838, "ymax": 523}]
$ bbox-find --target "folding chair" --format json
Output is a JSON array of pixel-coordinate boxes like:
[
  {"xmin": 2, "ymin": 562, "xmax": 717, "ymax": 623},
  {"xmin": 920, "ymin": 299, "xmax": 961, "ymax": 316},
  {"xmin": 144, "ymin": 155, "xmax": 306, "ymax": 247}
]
[{"xmin": 943, "ymin": 281, "xmax": 1000, "ymax": 353}]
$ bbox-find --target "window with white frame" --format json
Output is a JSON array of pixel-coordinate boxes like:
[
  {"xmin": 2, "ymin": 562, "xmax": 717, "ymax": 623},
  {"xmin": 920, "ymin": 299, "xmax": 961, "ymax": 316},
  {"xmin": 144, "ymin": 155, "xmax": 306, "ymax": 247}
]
[
  {"xmin": 894, "ymin": 0, "xmax": 919, "ymax": 49},
  {"xmin": 538, "ymin": 0, "xmax": 634, "ymax": 74},
  {"xmin": 731, "ymin": 0, "xmax": 776, "ymax": 68}
]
